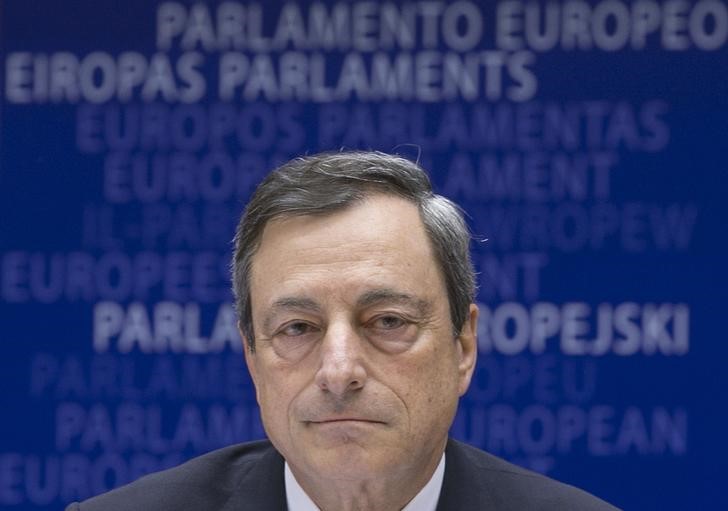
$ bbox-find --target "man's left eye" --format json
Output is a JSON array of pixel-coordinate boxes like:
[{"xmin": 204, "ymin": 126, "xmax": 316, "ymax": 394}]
[
  {"xmin": 366, "ymin": 315, "xmax": 418, "ymax": 352},
  {"xmin": 372, "ymin": 315, "xmax": 405, "ymax": 330}
]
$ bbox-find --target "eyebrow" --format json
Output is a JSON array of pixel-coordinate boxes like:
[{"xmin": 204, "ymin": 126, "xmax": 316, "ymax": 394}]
[
  {"xmin": 261, "ymin": 297, "xmax": 323, "ymax": 333},
  {"xmin": 356, "ymin": 288, "xmax": 433, "ymax": 317}
]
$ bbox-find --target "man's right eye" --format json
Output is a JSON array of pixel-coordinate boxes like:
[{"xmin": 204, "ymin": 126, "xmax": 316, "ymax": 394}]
[
  {"xmin": 271, "ymin": 321, "xmax": 321, "ymax": 360},
  {"xmin": 279, "ymin": 322, "xmax": 316, "ymax": 337}
]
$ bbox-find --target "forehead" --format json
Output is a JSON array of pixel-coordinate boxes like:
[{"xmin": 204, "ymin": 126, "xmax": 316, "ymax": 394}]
[{"xmin": 249, "ymin": 194, "xmax": 443, "ymax": 302}]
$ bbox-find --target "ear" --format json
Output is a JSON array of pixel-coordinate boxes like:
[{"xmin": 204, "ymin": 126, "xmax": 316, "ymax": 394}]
[
  {"xmin": 456, "ymin": 303, "xmax": 479, "ymax": 396},
  {"xmin": 239, "ymin": 323, "xmax": 260, "ymax": 401}
]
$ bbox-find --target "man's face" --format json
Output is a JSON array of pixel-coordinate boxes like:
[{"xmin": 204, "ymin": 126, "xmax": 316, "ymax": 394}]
[{"xmin": 244, "ymin": 194, "xmax": 477, "ymax": 483}]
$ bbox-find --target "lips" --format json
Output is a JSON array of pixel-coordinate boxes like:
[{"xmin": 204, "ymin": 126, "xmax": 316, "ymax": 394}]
[
  {"xmin": 295, "ymin": 395, "xmax": 395, "ymax": 425},
  {"xmin": 308, "ymin": 417, "xmax": 384, "ymax": 424}
]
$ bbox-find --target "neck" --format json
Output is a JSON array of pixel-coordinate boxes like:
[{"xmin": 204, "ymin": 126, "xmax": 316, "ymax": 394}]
[{"xmin": 289, "ymin": 440, "xmax": 446, "ymax": 511}]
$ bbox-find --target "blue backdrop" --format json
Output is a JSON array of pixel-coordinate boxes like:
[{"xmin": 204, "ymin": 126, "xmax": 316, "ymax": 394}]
[{"xmin": 1, "ymin": 1, "xmax": 727, "ymax": 509}]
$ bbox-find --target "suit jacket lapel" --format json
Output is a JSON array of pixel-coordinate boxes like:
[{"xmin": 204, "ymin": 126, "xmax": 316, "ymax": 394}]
[
  {"xmin": 436, "ymin": 439, "xmax": 500, "ymax": 511},
  {"xmin": 221, "ymin": 444, "xmax": 287, "ymax": 511}
]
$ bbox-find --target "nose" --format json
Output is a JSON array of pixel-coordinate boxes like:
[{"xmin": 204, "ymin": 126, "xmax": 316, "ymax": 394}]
[{"xmin": 314, "ymin": 322, "xmax": 367, "ymax": 397}]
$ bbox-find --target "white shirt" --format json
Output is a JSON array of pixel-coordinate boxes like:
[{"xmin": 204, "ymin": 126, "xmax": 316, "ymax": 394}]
[{"xmin": 284, "ymin": 453, "xmax": 446, "ymax": 511}]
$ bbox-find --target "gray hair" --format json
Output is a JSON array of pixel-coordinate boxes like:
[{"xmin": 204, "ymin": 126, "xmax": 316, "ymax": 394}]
[{"xmin": 231, "ymin": 151, "xmax": 475, "ymax": 351}]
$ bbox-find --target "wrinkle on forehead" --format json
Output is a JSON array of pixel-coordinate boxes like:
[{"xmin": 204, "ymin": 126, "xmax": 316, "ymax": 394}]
[
  {"xmin": 259, "ymin": 196, "xmax": 429, "ymax": 250},
  {"xmin": 249, "ymin": 194, "xmax": 448, "ymax": 320}
]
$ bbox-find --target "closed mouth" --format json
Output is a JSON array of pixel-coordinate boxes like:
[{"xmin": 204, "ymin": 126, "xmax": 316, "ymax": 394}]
[{"xmin": 309, "ymin": 418, "xmax": 384, "ymax": 424}]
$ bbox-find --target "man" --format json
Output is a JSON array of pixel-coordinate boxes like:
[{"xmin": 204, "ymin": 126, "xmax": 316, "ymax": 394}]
[{"xmin": 68, "ymin": 151, "xmax": 619, "ymax": 510}]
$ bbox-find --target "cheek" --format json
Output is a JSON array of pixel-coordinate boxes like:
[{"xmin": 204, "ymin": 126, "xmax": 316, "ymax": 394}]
[
  {"xmin": 418, "ymin": 348, "xmax": 460, "ymax": 405},
  {"xmin": 395, "ymin": 347, "xmax": 459, "ymax": 411},
  {"xmin": 255, "ymin": 371, "xmax": 291, "ymax": 419}
]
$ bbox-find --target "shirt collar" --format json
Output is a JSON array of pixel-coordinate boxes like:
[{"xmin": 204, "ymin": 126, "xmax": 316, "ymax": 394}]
[{"xmin": 284, "ymin": 453, "xmax": 446, "ymax": 511}]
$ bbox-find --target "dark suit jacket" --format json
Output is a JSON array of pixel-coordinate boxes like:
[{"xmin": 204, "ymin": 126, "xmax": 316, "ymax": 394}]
[{"xmin": 66, "ymin": 439, "xmax": 620, "ymax": 510}]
